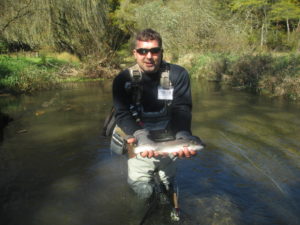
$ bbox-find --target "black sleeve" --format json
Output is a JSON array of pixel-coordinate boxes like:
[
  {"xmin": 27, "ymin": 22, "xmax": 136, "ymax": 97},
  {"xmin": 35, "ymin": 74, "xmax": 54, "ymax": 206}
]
[
  {"xmin": 112, "ymin": 70, "xmax": 142, "ymax": 135},
  {"xmin": 169, "ymin": 66, "xmax": 192, "ymax": 134}
]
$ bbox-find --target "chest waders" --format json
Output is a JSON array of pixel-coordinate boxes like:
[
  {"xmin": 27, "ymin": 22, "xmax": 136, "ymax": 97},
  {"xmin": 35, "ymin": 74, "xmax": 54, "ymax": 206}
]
[
  {"xmin": 110, "ymin": 62, "xmax": 173, "ymax": 155},
  {"xmin": 109, "ymin": 63, "xmax": 181, "ymax": 223}
]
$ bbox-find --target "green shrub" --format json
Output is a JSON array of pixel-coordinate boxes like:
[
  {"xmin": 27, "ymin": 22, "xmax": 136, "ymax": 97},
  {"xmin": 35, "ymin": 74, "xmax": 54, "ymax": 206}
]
[
  {"xmin": 228, "ymin": 54, "xmax": 273, "ymax": 92},
  {"xmin": 183, "ymin": 53, "xmax": 237, "ymax": 80},
  {"xmin": 0, "ymin": 40, "xmax": 9, "ymax": 54},
  {"xmin": 188, "ymin": 53, "xmax": 300, "ymax": 100},
  {"xmin": 0, "ymin": 55, "xmax": 76, "ymax": 93}
]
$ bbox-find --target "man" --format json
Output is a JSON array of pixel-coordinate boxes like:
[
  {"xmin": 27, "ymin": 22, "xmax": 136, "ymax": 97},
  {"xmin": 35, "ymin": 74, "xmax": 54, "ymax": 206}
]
[{"xmin": 112, "ymin": 29, "xmax": 199, "ymax": 201}]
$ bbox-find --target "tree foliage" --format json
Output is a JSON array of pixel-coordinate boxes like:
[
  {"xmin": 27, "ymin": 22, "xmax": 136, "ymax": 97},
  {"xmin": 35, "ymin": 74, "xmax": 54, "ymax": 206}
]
[
  {"xmin": 111, "ymin": 0, "xmax": 250, "ymax": 56},
  {"xmin": 0, "ymin": 0, "xmax": 125, "ymax": 58},
  {"xmin": 229, "ymin": 0, "xmax": 300, "ymax": 49},
  {"xmin": 271, "ymin": 0, "xmax": 300, "ymax": 22},
  {"xmin": 270, "ymin": 0, "xmax": 300, "ymax": 41},
  {"xmin": 0, "ymin": 0, "xmax": 299, "ymax": 57}
]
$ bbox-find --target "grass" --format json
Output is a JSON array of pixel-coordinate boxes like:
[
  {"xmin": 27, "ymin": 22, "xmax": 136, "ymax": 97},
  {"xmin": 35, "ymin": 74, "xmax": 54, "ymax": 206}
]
[
  {"xmin": 0, "ymin": 54, "xmax": 83, "ymax": 93},
  {"xmin": 185, "ymin": 52, "xmax": 300, "ymax": 100},
  {"xmin": 1, "ymin": 51, "xmax": 300, "ymax": 101}
]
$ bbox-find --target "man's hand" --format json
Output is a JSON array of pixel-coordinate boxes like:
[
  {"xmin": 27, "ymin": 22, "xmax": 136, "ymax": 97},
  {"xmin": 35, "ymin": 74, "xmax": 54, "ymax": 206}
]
[
  {"xmin": 174, "ymin": 131, "xmax": 204, "ymax": 158},
  {"xmin": 127, "ymin": 137, "xmax": 160, "ymax": 158},
  {"xmin": 127, "ymin": 137, "xmax": 136, "ymax": 145},
  {"xmin": 131, "ymin": 129, "xmax": 159, "ymax": 158},
  {"xmin": 172, "ymin": 147, "xmax": 197, "ymax": 158}
]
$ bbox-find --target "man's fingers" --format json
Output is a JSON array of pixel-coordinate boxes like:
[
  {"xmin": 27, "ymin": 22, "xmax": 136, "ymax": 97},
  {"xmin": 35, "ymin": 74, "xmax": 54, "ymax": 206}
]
[
  {"xmin": 154, "ymin": 151, "xmax": 160, "ymax": 157},
  {"xmin": 127, "ymin": 138, "xmax": 136, "ymax": 144},
  {"xmin": 162, "ymin": 152, "xmax": 168, "ymax": 157},
  {"xmin": 178, "ymin": 150, "xmax": 184, "ymax": 158},
  {"xmin": 148, "ymin": 150, "xmax": 154, "ymax": 158},
  {"xmin": 140, "ymin": 150, "xmax": 156, "ymax": 158},
  {"xmin": 174, "ymin": 148, "xmax": 196, "ymax": 158},
  {"xmin": 183, "ymin": 148, "xmax": 190, "ymax": 158},
  {"xmin": 141, "ymin": 148, "xmax": 196, "ymax": 158},
  {"xmin": 190, "ymin": 150, "xmax": 197, "ymax": 155},
  {"xmin": 140, "ymin": 151, "xmax": 148, "ymax": 157}
]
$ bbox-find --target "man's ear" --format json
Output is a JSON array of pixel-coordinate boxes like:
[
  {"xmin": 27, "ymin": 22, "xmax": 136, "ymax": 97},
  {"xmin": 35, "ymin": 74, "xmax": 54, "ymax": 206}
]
[{"xmin": 133, "ymin": 49, "xmax": 137, "ymax": 59}]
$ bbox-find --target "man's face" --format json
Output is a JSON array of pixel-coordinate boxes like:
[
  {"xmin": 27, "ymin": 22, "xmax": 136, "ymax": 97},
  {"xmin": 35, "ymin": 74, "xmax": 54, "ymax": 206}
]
[{"xmin": 133, "ymin": 40, "xmax": 162, "ymax": 74}]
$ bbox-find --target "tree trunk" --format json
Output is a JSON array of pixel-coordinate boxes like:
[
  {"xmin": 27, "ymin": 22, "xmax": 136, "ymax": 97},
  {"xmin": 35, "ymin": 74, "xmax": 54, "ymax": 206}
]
[
  {"xmin": 296, "ymin": 19, "xmax": 300, "ymax": 32},
  {"xmin": 286, "ymin": 18, "xmax": 290, "ymax": 41},
  {"xmin": 260, "ymin": 7, "xmax": 268, "ymax": 49},
  {"xmin": 260, "ymin": 23, "xmax": 264, "ymax": 48},
  {"xmin": 297, "ymin": 19, "xmax": 300, "ymax": 52}
]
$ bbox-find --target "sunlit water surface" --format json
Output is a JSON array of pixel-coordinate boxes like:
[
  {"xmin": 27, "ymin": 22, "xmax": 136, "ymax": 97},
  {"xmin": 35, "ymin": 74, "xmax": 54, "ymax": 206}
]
[{"xmin": 0, "ymin": 81, "xmax": 299, "ymax": 225}]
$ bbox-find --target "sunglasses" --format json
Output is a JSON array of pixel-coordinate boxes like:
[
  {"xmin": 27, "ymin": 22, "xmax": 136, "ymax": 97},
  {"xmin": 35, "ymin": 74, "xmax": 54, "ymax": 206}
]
[{"xmin": 135, "ymin": 47, "xmax": 162, "ymax": 55}]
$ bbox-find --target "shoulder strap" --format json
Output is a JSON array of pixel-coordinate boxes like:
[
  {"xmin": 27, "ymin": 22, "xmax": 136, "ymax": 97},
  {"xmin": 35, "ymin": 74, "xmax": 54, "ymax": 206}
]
[
  {"xmin": 128, "ymin": 64, "xmax": 143, "ymax": 106},
  {"xmin": 129, "ymin": 64, "xmax": 142, "ymax": 83},
  {"xmin": 160, "ymin": 61, "xmax": 172, "ymax": 89},
  {"xmin": 102, "ymin": 106, "xmax": 116, "ymax": 137},
  {"xmin": 128, "ymin": 62, "xmax": 172, "ymax": 105},
  {"xmin": 159, "ymin": 62, "xmax": 173, "ymax": 107}
]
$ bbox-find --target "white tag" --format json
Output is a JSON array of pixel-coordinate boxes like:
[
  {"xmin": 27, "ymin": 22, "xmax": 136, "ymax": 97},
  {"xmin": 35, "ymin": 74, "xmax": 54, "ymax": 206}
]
[{"xmin": 158, "ymin": 86, "xmax": 173, "ymax": 100}]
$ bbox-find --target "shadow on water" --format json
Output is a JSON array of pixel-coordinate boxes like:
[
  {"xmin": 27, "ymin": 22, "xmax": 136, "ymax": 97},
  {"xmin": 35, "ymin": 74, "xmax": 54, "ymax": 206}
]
[
  {"xmin": 0, "ymin": 112, "xmax": 13, "ymax": 142},
  {"xmin": 0, "ymin": 80, "xmax": 299, "ymax": 225},
  {"xmin": 0, "ymin": 91, "xmax": 17, "ymax": 142},
  {"xmin": 176, "ymin": 148, "xmax": 300, "ymax": 225},
  {"xmin": 187, "ymin": 80, "xmax": 300, "ymax": 225}
]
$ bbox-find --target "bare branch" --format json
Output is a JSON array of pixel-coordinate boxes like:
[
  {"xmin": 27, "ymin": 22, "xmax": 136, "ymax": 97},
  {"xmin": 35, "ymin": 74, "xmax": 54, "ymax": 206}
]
[{"xmin": 0, "ymin": 0, "xmax": 33, "ymax": 34}]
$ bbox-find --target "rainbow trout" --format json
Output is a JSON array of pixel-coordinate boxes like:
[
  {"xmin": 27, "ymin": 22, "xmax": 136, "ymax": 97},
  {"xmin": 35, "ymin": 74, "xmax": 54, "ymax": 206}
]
[{"xmin": 133, "ymin": 139, "xmax": 204, "ymax": 154}]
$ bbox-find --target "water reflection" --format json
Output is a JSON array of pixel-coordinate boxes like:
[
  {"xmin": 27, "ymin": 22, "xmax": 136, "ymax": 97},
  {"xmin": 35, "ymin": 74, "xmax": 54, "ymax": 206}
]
[
  {"xmin": 0, "ymin": 80, "xmax": 299, "ymax": 225},
  {"xmin": 188, "ymin": 80, "xmax": 300, "ymax": 225}
]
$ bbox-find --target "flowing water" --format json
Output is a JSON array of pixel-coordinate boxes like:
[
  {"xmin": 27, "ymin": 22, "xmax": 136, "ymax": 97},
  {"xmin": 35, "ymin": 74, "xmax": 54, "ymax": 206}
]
[{"xmin": 0, "ymin": 80, "xmax": 299, "ymax": 225}]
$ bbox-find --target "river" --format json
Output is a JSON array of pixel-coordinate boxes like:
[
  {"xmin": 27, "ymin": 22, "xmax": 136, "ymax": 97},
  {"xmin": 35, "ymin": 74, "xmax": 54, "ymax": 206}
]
[{"xmin": 0, "ymin": 80, "xmax": 299, "ymax": 225}]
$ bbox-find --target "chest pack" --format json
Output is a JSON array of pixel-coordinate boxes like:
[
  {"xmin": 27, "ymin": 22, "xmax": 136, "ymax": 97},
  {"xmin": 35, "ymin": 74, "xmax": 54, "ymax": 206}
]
[{"xmin": 102, "ymin": 62, "xmax": 172, "ymax": 137}]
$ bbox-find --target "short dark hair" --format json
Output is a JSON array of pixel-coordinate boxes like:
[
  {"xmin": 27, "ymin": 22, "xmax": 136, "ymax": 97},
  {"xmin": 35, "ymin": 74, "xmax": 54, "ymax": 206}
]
[{"xmin": 133, "ymin": 29, "xmax": 162, "ymax": 48}]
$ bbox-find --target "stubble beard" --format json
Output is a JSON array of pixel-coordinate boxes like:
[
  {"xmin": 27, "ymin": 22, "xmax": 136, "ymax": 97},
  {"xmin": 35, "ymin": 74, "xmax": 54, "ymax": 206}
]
[{"xmin": 140, "ymin": 59, "xmax": 161, "ymax": 74}]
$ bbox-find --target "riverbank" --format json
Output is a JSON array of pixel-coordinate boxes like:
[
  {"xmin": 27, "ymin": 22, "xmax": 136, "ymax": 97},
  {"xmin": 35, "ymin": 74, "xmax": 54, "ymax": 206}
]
[
  {"xmin": 1, "ymin": 52, "xmax": 300, "ymax": 100},
  {"xmin": 0, "ymin": 53, "xmax": 120, "ymax": 94},
  {"xmin": 178, "ymin": 52, "xmax": 300, "ymax": 101}
]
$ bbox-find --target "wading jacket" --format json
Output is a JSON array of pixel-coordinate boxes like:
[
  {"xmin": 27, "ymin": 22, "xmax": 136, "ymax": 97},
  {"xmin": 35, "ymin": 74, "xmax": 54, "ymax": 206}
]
[{"xmin": 112, "ymin": 62, "xmax": 192, "ymax": 136}]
